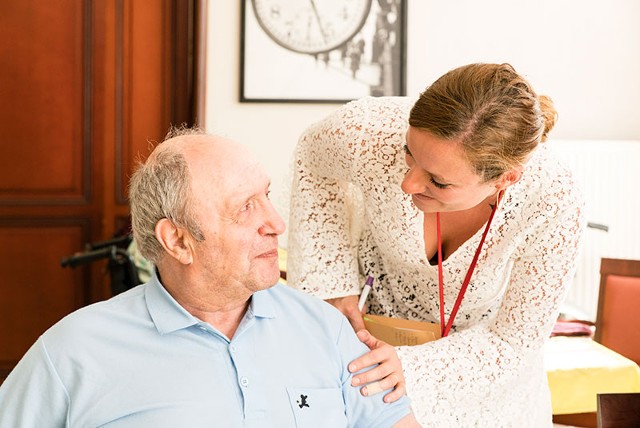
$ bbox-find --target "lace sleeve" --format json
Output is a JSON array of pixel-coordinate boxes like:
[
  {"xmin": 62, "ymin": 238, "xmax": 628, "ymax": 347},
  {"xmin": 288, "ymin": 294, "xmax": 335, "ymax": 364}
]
[
  {"xmin": 287, "ymin": 101, "xmax": 365, "ymax": 298},
  {"xmin": 397, "ymin": 180, "xmax": 586, "ymax": 421},
  {"xmin": 287, "ymin": 97, "xmax": 412, "ymax": 298}
]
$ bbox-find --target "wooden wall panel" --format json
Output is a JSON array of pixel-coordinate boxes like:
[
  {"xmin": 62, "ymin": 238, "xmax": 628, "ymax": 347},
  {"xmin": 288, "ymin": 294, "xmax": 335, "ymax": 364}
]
[
  {"xmin": 0, "ymin": 221, "xmax": 90, "ymax": 361},
  {"xmin": 117, "ymin": 0, "xmax": 173, "ymax": 204},
  {"xmin": 0, "ymin": 0, "xmax": 97, "ymax": 375},
  {"xmin": 0, "ymin": 0, "xmax": 88, "ymax": 203}
]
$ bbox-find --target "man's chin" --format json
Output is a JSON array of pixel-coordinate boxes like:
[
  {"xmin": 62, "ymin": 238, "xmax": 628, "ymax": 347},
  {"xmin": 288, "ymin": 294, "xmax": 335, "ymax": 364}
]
[
  {"xmin": 257, "ymin": 270, "xmax": 282, "ymax": 289},
  {"xmin": 269, "ymin": 270, "xmax": 283, "ymax": 286}
]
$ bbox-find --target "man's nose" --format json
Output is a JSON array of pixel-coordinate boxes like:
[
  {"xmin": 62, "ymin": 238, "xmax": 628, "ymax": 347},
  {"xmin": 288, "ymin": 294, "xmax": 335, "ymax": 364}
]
[{"xmin": 259, "ymin": 202, "xmax": 286, "ymax": 236}]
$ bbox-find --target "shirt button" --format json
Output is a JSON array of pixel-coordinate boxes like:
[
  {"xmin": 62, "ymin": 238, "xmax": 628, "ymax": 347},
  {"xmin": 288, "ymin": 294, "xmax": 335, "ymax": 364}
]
[
  {"xmin": 229, "ymin": 345, "xmax": 236, "ymax": 353},
  {"xmin": 240, "ymin": 376, "xmax": 249, "ymax": 387}
]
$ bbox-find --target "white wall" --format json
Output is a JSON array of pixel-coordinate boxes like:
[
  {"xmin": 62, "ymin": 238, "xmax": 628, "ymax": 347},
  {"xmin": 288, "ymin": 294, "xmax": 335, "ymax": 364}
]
[
  {"xmin": 205, "ymin": 0, "xmax": 640, "ymax": 248},
  {"xmin": 406, "ymin": 0, "xmax": 640, "ymax": 140},
  {"xmin": 550, "ymin": 140, "xmax": 640, "ymax": 319}
]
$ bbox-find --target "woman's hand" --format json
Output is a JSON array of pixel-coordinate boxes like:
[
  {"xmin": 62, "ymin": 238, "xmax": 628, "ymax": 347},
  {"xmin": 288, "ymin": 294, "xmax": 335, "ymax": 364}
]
[
  {"xmin": 326, "ymin": 295, "xmax": 407, "ymax": 402},
  {"xmin": 325, "ymin": 294, "xmax": 366, "ymax": 332},
  {"xmin": 349, "ymin": 329, "xmax": 406, "ymax": 403}
]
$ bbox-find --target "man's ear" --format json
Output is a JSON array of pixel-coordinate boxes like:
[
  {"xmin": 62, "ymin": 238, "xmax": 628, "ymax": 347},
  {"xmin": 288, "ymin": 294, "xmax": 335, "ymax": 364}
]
[
  {"xmin": 154, "ymin": 219, "xmax": 194, "ymax": 265},
  {"xmin": 495, "ymin": 165, "xmax": 524, "ymax": 191}
]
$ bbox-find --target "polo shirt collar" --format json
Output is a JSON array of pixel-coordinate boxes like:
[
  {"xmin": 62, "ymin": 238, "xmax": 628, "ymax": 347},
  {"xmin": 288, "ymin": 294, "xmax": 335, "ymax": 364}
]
[
  {"xmin": 145, "ymin": 272, "xmax": 199, "ymax": 335},
  {"xmin": 249, "ymin": 286, "xmax": 277, "ymax": 319},
  {"xmin": 146, "ymin": 272, "xmax": 279, "ymax": 335}
]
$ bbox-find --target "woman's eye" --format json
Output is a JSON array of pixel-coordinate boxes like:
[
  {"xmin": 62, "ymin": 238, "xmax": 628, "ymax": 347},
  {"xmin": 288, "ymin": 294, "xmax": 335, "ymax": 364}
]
[
  {"xmin": 430, "ymin": 177, "xmax": 449, "ymax": 189},
  {"xmin": 404, "ymin": 153, "xmax": 414, "ymax": 167}
]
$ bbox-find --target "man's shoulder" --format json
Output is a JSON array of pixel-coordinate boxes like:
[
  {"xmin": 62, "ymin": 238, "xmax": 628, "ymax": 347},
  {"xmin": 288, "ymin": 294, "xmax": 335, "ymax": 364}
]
[
  {"xmin": 43, "ymin": 285, "xmax": 148, "ymax": 346},
  {"xmin": 263, "ymin": 283, "xmax": 346, "ymax": 324},
  {"xmin": 266, "ymin": 283, "xmax": 338, "ymax": 308}
]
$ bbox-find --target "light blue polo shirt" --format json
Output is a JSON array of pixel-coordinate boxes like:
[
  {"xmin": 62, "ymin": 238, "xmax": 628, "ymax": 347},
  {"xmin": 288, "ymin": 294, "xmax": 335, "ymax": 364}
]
[{"xmin": 0, "ymin": 274, "xmax": 411, "ymax": 427}]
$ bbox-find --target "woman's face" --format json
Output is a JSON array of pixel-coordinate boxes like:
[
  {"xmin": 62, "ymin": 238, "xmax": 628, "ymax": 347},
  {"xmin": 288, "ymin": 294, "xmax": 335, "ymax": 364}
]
[{"xmin": 401, "ymin": 126, "xmax": 500, "ymax": 213}]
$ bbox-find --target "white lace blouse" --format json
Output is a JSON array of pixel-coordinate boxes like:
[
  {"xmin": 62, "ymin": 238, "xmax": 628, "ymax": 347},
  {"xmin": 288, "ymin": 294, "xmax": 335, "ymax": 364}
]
[{"xmin": 287, "ymin": 96, "xmax": 586, "ymax": 427}]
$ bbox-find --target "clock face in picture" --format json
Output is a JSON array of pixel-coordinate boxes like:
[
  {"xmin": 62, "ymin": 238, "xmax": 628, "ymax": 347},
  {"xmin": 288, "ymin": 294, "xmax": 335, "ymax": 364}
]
[{"xmin": 251, "ymin": 0, "xmax": 372, "ymax": 55}]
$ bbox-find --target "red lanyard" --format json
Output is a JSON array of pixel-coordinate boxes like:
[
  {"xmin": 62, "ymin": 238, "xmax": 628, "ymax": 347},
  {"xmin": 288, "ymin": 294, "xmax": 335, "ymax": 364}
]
[{"xmin": 437, "ymin": 191, "xmax": 503, "ymax": 337}]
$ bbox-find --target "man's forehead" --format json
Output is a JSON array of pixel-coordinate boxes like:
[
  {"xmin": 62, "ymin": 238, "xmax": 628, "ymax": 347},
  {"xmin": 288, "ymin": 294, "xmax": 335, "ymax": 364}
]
[
  {"xmin": 194, "ymin": 154, "xmax": 268, "ymax": 204},
  {"xmin": 223, "ymin": 163, "xmax": 270, "ymax": 200},
  {"xmin": 182, "ymin": 136, "xmax": 253, "ymax": 173}
]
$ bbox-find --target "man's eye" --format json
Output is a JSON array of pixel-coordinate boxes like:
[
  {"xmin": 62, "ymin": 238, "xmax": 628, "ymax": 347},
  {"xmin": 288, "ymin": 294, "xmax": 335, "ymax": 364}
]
[{"xmin": 240, "ymin": 200, "xmax": 255, "ymax": 212}]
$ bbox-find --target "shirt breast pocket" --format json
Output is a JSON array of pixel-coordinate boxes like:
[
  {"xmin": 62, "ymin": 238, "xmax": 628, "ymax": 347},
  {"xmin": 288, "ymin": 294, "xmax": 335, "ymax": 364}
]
[{"xmin": 286, "ymin": 387, "xmax": 348, "ymax": 427}]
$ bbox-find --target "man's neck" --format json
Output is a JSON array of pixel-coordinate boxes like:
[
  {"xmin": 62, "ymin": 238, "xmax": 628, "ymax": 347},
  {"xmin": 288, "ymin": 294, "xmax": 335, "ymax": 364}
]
[
  {"xmin": 157, "ymin": 265, "xmax": 250, "ymax": 339},
  {"xmin": 184, "ymin": 299, "xmax": 250, "ymax": 340}
]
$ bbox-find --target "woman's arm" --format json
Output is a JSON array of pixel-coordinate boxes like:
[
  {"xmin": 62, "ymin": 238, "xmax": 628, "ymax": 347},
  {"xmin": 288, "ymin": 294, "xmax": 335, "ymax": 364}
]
[
  {"xmin": 287, "ymin": 99, "xmax": 367, "ymax": 300},
  {"xmin": 287, "ymin": 96, "xmax": 412, "ymax": 301},
  {"xmin": 327, "ymin": 295, "xmax": 366, "ymax": 332}
]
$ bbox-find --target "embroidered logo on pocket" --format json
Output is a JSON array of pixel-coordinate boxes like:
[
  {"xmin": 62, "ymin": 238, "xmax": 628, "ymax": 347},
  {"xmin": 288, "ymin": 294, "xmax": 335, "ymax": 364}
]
[
  {"xmin": 297, "ymin": 394, "xmax": 310, "ymax": 408},
  {"xmin": 287, "ymin": 387, "xmax": 347, "ymax": 427}
]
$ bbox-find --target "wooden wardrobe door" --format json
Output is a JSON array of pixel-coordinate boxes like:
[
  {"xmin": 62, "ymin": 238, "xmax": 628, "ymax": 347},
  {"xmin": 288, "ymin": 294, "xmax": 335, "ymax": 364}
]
[{"xmin": 0, "ymin": 0, "xmax": 200, "ymax": 383}]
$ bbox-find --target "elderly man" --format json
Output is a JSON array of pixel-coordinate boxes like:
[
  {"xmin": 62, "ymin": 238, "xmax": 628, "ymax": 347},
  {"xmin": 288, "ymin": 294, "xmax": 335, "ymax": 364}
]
[{"xmin": 0, "ymin": 129, "xmax": 418, "ymax": 427}]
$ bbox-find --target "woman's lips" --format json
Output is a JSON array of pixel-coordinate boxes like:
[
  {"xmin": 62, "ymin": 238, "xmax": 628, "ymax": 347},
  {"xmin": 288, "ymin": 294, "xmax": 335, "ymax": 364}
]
[{"xmin": 412, "ymin": 193, "xmax": 434, "ymax": 202}]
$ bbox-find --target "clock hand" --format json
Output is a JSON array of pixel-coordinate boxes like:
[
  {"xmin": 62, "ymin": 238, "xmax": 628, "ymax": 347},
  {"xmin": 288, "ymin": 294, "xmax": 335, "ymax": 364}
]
[{"xmin": 308, "ymin": 0, "xmax": 328, "ymax": 45}]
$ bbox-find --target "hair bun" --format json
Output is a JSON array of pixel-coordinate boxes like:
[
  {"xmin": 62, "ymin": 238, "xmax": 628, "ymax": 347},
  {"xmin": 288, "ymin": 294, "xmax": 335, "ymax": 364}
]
[{"xmin": 538, "ymin": 95, "xmax": 557, "ymax": 143}]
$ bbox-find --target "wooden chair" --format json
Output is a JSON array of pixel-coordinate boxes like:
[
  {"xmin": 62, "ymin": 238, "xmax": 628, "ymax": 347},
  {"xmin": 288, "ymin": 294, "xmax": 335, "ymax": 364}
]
[
  {"xmin": 594, "ymin": 258, "xmax": 640, "ymax": 365},
  {"xmin": 597, "ymin": 392, "xmax": 640, "ymax": 428}
]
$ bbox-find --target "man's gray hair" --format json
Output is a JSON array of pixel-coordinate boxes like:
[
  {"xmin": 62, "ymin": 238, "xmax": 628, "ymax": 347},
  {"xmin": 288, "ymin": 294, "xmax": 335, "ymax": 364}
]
[{"xmin": 128, "ymin": 126, "xmax": 206, "ymax": 264}]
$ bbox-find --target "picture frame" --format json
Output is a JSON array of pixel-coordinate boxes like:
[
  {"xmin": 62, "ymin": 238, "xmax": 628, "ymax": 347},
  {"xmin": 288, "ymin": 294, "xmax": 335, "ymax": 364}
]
[{"xmin": 240, "ymin": 0, "xmax": 407, "ymax": 103}]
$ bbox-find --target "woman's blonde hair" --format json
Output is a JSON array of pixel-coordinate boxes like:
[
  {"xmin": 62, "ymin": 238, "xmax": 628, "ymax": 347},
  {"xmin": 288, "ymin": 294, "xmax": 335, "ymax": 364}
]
[{"xmin": 409, "ymin": 63, "xmax": 557, "ymax": 182}]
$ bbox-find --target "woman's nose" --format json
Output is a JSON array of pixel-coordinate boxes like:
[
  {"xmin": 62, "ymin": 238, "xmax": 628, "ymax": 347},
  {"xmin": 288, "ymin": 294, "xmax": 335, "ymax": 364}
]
[{"xmin": 401, "ymin": 167, "xmax": 426, "ymax": 195}]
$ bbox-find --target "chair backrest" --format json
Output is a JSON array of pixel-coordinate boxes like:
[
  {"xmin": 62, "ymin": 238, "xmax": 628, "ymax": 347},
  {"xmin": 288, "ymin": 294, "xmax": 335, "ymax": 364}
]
[
  {"xmin": 597, "ymin": 392, "xmax": 640, "ymax": 428},
  {"xmin": 594, "ymin": 258, "xmax": 640, "ymax": 365}
]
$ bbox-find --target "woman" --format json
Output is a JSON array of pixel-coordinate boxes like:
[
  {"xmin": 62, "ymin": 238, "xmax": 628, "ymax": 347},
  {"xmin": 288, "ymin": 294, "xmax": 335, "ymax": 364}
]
[{"xmin": 287, "ymin": 63, "xmax": 585, "ymax": 426}]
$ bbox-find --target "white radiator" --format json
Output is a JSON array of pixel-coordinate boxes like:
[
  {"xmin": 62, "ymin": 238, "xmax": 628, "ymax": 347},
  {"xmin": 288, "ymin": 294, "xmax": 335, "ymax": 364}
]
[{"xmin": 549, "ymin": 139, "xmax": 640, "ymax": 320}]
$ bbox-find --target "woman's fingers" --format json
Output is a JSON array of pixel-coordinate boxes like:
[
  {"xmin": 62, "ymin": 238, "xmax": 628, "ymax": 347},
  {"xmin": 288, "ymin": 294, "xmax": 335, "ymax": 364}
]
[
  {"xmin": 381, "ymin": 378, "xmax": 406, "ymax": 403},
  {"xmin": 355, "ymin": 329, "xmax": 375, "ymax": 348},
  {"xmin": 346, "ymin": 310, "xmax": 366, "ymax": 332},
  {"xmin": 362, "ymin": 380, "xmax": 384, "ymax": 395},
  {"xmin": 359, "ymin": 372, "xmax": 406, "ymax": 403},
  {"xmin": 351, "ymin": 360, "xmax": 393, "ymax": 386},
  {"xmin": 360, "ymin": 373, "xmax": 406, "ymax": 402},
  {"xmin": 348, "ymin": 330, "xmax": 406, "ymax": 402},
  {"xmin": 350, "ymin": 330, "xmax": 393, "ymax": 370}
]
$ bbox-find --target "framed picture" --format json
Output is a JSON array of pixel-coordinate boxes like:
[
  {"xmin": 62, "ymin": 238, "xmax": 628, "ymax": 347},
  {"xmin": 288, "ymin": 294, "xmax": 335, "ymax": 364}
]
[{"xmin": 240, "ymin": 0, "xmax": 407, "ymax": 103}]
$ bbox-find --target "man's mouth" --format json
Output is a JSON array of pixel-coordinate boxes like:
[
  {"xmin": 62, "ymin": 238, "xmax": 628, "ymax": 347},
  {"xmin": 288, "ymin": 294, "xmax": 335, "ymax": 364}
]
[{"xmin": 257, "ymin": 249, "xmax": 279, "ymax": 258}]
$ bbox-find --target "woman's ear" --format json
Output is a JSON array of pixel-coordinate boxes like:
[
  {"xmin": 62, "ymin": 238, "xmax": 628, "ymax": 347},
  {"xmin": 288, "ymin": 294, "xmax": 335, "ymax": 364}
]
[
  {"xmin": 495, "ymin": 165, "xmax": 524, "ymax": 191},
  {"xmin": 154, "ymin": 219, "xmax": 194, "ymax": 265}
]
